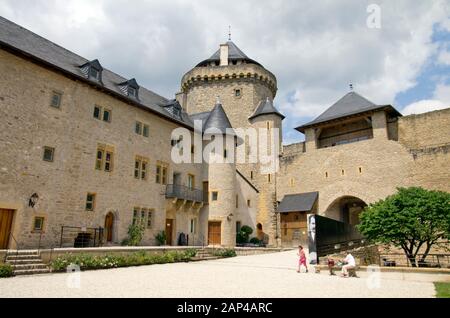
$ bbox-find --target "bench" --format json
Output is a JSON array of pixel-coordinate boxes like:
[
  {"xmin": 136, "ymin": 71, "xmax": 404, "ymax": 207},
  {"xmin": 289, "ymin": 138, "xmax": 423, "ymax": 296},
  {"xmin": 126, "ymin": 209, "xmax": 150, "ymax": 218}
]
[{"xmin": 315, "ymin": 265, "xmax": 360, "ymax": 277}]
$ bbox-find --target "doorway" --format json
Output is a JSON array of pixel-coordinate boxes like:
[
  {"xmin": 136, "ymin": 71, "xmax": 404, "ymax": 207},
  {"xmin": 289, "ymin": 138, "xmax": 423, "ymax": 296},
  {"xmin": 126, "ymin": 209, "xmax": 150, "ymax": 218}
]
[
  {"xmin": 104, "ymin": 212, "xmax": 114, "ymax": 243},
  {"xmin": 165, "ymin": 219, "xmax": 174, "ymax": 245},
  {"xmin": 0, "ymin": 209, "xmax": 14, "ymax": 249},
  {"xmin": 208, "ymin": 221, "xmax": 221, "ymax": 245}
]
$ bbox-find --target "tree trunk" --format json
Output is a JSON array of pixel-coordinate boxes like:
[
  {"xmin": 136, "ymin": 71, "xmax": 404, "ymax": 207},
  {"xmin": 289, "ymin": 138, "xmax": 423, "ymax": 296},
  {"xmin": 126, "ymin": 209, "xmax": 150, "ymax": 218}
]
[{"xmin": 419, "ymin": 242, "xmax": 433, "ymax": 265}]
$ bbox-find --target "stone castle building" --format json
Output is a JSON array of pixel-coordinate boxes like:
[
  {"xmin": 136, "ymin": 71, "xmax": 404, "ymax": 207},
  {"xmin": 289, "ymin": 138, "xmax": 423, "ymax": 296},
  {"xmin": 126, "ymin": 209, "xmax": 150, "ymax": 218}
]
[{"xmin": 0, "ymin": 17, "xmax": 449, "ymax": 249}]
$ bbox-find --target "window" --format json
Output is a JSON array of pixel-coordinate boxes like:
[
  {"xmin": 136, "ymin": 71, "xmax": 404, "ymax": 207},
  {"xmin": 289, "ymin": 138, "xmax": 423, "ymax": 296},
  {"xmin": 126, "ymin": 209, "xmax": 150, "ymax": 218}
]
[
  {"xmin": 143, "ymin": 124, "xmax": 149, "ymax": 137},
  {"xmin": 268, "ymin": 174, "xmax": 271, "ymax": 183},
  {"xmin": 135, "ymin": 121, "xmax": 142, "ymax": 135},
  {"xmin": 135, "ymin": 156, "xmax": 148, "ymax": 180},
  {"xmin": 43, "ymin": 146, "xmax": 55, "ymax": 162},
  {"xmin": 187, "ymin": 174, "xmax": 195, "ymax": 189},
  {"xmin": 190, "ymin": 218, "xmax": 197, "ymax": 234},
  {"xmin": 341, "ymin": 169, "xmax": 345, "ymax": 176},
  {"xmin": 132, "ymin": 208, "xmax": 139, "ymax": 225},
  {"xmin": 247, "ymin": 199, "xmax": 251, "ymax": 207},
  {"xmin": 212, "ymin": 191, "xmax": 218, "ymax": 201},
  {"xmin": 359, "ymin": 167, "xmax": 362, "ymax": 174},
  {"xmin": 325, "ymin": 172, "xmax": 328, "ymax": 178},
  {"xmin": 290, "ymin": 178, "xmax": 295, "ymax": 187},
  {"xmin": 33, "ymin": 217, "xmax": 44, "ymax": 231},
  {"xmin": 50, "ymin": 92, "xmax": 62, "ymax": 108},
  {"xmin": 93, "ymin": 106, "xmax": 111, "ymax": 123},
  {"xmin": 250, "ymin": 171, "xmax": 254, "ymax": 179},
  {"xmin": 141, "ymin": 209, "xmax": 147, "ymax": 225},
  {"xmin": 224, "ymin": 149, "xmax": 228, "ymax": 158},
  {"xmin": 236, "ymin": 194, "xmax": 239, "ymax": 208},
  {"xmin": 93, "ymin": 106, "xmax": 101, "ymax": 119},
  {"xmin": 156, "ymin": 163, "xmax": 168, "ymax": 184},
  {"xmin": 128, "ymin": 87, "xmax": 137, "ymax": 98},
  {"xmin": 95, "ymin": 144, "xmax": 114, "ymax": 172},
  {"xmin": 236, "ymin": 221, "xmax": 242, "ymax": 233},
  {"xmin": 86, "ymin": 193, "xmax": 96, "ymax": 211},
  {"xmin": 147, "ymin": 210, "xmax": 153, "ymax": 229},
  {"xmin": 267, "ymin": 121, "xmax": 270, "ymax": 130},
  {"xmin": 89, "ymin": 67, "xmax": 100, "ymax": 80},
  {"xmin": 191, "ymin": 145, "xmax": 195, "ymax": 154},
  {"xmin": 234, "ymin": 89, "xmax": 241, "ymax": 97},
  {"xmin": 103, "ymin": 109, "xmax": 111, "ymax": 122}
]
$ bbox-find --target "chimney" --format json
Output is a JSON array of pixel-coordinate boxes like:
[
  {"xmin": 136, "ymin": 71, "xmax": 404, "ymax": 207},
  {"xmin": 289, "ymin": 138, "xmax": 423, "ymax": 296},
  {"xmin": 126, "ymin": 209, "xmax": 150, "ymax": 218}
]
[{"xmin": 220, "ymin": 43, "xmax": 229, "ymax": 66}]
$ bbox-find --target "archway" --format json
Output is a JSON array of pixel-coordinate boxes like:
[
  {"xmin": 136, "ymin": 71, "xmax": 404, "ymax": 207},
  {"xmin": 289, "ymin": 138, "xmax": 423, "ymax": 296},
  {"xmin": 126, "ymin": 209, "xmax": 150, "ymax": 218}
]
[
  {"xmin": 324, "ymin": 196, "xmax": 367, "ymax": 225},
  {"xmin": 104, "ymin": 212, "xmax": 114, "ymax": 243}
]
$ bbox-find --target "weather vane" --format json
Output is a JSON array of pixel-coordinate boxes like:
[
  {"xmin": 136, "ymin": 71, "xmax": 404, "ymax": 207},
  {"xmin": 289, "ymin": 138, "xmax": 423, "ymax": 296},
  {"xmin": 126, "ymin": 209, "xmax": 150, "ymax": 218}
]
[
  {"xmin": 228, "ymin": 25, "xmax": 231, "ymax": 41},
  {"xmin": 349, "ymin": 83, "xmax": 354, "ymax": 91}
]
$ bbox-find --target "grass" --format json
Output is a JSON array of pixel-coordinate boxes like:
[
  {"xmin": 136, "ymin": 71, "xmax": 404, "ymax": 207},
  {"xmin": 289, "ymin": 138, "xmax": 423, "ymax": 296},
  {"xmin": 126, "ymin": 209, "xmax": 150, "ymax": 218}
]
[{"xmin": 434, "ymin": 282, "xmax": 450, "ymax": 298}]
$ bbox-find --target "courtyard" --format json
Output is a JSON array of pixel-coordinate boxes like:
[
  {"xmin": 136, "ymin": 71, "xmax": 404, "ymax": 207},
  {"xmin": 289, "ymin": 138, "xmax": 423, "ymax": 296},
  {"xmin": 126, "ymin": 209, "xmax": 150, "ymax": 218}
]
[{"xmin": 0, "ymin": 250, "xmax": 444, "ymax": 298}]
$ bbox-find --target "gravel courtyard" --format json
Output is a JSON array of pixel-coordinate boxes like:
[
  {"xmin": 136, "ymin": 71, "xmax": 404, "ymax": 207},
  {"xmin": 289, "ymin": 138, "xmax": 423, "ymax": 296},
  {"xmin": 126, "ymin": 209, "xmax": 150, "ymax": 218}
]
[{"xmin": 0, "ymin": 250, "xmax": 439, "ymax": 298}]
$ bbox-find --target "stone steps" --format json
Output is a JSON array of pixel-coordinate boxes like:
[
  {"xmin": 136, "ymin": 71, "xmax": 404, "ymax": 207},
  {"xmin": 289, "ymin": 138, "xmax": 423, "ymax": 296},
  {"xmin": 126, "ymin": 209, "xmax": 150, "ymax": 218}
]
[
  {"xmin": 5, "ymin": 249, "xmax": 50, "ymax": 276},
  {"xmin": 13, "ymin": 268, "xmax": 51, "ymax": 276}
]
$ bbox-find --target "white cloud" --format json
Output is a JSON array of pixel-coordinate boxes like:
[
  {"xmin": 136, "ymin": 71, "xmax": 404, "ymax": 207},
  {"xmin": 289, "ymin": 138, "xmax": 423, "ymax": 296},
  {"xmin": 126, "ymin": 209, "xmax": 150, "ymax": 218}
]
[
  {"xmin": 401, "ymin": 100, "xmax": 448, "ymax": 115},
  {"xmin": 402, "ymin": 83, "xmax": 450, "ymax": 115},
  {"xmin": 438, "ymin": 50, "xmax": 450, "ymax": 65}
]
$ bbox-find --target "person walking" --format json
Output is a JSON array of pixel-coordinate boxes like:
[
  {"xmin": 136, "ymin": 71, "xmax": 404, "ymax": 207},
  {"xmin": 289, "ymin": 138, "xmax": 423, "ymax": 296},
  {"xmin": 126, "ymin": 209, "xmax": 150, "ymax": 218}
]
[{"xmin": 297, "ymin": 245, "xmax": 308, "ymax": 273}]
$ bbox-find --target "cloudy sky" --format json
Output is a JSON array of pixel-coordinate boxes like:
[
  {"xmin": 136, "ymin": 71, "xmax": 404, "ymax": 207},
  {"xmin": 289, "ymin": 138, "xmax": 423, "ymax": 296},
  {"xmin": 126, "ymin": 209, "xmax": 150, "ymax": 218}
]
[{"xmin": 1, "ymin": 0, "xmax": 449, "ymax": 144}]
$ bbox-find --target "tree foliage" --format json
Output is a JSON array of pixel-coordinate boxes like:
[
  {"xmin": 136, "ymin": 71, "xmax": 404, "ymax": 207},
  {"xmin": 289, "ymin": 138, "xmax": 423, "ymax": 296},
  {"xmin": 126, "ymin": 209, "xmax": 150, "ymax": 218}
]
[{"xmin": 358, "ymin": 187, "xmax": 450, "ymax": 267}]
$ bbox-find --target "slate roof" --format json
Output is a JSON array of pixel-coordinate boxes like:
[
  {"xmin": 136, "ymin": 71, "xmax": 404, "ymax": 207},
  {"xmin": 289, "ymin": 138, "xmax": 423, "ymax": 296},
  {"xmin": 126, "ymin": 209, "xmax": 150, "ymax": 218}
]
[
  {"xmin": 295, "ymin": 92, "xmax": 402, "ymax": 132},
  {"xmin": 249, "ymin": 97, "xmax": 285, "ymax": 120},
  {"xmin": 0, "ymin": 16, "xmax": 193, "ymax": 129},
  {"xmin": 203, "ymin": 101, "xmax": 234, "ymax": 135},
  {"xmin": 276, "ymin": 192, "xmax": 319, "ymax": 213},
  {"xmin": 196, "ymin": 41, "xmax": 263, "ymax": 67}
]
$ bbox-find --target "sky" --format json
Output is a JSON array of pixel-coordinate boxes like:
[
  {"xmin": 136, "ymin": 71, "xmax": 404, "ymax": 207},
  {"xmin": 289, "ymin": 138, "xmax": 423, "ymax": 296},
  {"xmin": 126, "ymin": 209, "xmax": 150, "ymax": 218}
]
[{"xmin": 1, "ymin": 0, "xmax": 449, "ymax": 144}]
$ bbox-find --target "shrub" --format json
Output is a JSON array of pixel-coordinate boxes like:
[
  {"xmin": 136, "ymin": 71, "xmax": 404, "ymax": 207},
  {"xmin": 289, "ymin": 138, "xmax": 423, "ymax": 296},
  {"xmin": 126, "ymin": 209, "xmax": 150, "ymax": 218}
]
[
  {"xmin": 249, "ymin": 237, "xmax": 262, "ymax": 245},
  {"xmin": 121, "ymin": 223, "xmax": 145, "ymax": 246},
  {"xmin": 155, "ymin": 231, "xmax": 167, "ymax": 246},
  {"xmin": 0, "ymin": 263, "xmax": 13, "ymax": 278},
  {"xmin": 236, "ymin": 225, "xmax": 253, "ymax": 244},
  {"xmin": 213, "ymin": 248, "xmax": 237, "ymax": 258}
]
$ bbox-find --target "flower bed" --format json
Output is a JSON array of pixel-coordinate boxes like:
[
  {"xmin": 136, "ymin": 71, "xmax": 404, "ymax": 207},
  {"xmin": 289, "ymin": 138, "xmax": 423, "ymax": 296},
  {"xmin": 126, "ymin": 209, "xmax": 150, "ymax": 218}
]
[{"xmin": 50, "ymin": 249, "xmax": 197, "ymax": 272}]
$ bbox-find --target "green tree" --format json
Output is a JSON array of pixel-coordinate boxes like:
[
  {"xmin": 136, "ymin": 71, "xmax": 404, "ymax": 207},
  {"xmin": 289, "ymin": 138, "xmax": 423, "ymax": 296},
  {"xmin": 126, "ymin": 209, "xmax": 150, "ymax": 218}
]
[
  {"xmin": 358, "ymin": 187, "xmax": 450, "ymax": 267},
  {"xmin": 121, "ymin": 223, "xmax": 145, "ymax": 246}
]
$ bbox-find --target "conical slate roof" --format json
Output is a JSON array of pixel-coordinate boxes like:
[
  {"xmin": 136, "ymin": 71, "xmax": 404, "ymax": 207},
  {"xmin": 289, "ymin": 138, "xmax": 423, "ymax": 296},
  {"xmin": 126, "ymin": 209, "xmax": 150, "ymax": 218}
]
[
  {"xmin": 196, "ymin": 41, "xmax": 262, "ymax": 67},
  {"xmin": 202, "ymin": 101, "xmax": 234, "ymax": 135},
  {"xmin": 296, "ymin": 91, "xmax": 402, "ymax": 132},
  {"xmin": 249, "ymin": 97, "xmax": 285, "ymax": 120}
]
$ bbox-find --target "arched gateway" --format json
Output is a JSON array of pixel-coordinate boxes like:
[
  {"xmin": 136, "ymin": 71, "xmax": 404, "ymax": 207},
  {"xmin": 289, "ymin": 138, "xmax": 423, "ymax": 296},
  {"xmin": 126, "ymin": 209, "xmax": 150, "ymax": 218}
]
[{"xmin": 324, "ymin": 196, "xmax": 367, "ymax": 225}]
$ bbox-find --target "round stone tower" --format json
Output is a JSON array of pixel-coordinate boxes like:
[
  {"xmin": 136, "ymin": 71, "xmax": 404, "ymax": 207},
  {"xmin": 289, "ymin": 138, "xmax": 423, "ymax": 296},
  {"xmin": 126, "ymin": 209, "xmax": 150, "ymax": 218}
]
[
  {"xmin": 203, "ymin": 100, "xmax": 237, "ymax": 247},
  {"xmin": 178, "ymin": 40, "xmax": 284, "ymax": 246}
]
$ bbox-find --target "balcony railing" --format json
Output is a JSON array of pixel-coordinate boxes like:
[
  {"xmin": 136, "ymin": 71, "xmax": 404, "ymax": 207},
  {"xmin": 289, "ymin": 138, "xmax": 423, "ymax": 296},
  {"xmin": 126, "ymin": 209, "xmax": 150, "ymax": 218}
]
[{"xmin": 165, "ymin": 184, "xmax": 205, "ymax": 203}]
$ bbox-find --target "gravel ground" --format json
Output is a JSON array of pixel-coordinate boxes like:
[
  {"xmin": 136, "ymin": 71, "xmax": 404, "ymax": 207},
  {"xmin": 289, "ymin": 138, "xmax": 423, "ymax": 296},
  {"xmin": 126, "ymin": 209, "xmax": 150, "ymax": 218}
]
[{"xmin": 0, "ymin": 250, "xmax": 437, "ymax": 298}]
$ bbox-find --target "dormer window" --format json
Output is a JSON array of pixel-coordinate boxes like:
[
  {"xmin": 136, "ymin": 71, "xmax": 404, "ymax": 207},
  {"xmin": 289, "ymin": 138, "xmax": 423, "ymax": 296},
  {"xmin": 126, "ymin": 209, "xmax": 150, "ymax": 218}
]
[
  {"xmin": 118, "ymin": 78, "xmax": 139, "ymax": 100},
  {"xmin": 128, "ymin": 86, "xmax": 137, "ymax": 98},
  {"xmin": 80, "ymin": 59, "xmax": 103, "ymax": 82},
  {"xmin": 89, "ymin": 67, "xmax": 100, "ymax": 80}
]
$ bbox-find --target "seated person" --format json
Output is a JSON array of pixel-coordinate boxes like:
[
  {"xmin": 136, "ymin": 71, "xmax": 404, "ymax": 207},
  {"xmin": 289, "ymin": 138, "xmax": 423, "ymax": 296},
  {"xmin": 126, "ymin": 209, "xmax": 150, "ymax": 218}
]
[
  {"xmin": 327, "ymin": 258, "xmax": 336, "ymax": 275},
  {"xmin": 341, "ymin": 251, "xmax": 356, "ymax": 277}
]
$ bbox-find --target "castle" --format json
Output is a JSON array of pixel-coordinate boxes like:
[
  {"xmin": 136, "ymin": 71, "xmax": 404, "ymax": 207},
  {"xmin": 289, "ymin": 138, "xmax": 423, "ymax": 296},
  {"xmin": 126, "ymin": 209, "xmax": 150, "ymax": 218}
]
[{"xmin": 0, "ymin": 17, "xmax": 449, "ymax": 249}]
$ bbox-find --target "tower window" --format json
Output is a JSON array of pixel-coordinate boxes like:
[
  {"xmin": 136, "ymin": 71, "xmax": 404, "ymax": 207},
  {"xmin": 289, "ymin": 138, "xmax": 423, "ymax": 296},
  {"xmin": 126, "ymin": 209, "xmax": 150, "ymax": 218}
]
[
  {"xmin": 234, "ymin": 89, "xmax": 241, "ymax": 97},
  {"xmin": 85, "ymin": 193, "xmax": 96, "ymax": 211},
  {"xmin": 325, "ymin": 172, "xmax": 328, "ymax": 178},
  {"xmin": 212, "ymin": 191, "xmax": 218, "ymax": 201},
  {"xmin": 43, "ymin": 146, "xmax": 55, "ymax": 162},
  {"xmin": 250, "ymin": 171, "xmax": 254, "ymax": 179},
  {"xmin": 33, "ymin": 217, "xmax": 45, "ymax": 231},
  {"xmin": 50, "ymin": 92, "xmax": 62, "ymax": 108},
  {"xmin": 341, "ymin": 169, "xmax": 345, "ymax": 176},
  {"xmin": 359, "ymin": 167, "xmax": 362, "ymax": 174}
]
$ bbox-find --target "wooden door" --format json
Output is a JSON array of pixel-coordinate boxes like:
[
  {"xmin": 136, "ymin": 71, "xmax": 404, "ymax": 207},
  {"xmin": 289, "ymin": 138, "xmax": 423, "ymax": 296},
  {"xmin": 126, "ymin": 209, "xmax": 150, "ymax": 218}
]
[
  {"xmin": 165, "ymin": 219, "xmax": 174, "ymax": 245},
  {"xmin": 0, "ymin": 209, "xmax": 14, "ymax": 249},
  {"xmin": 208, "ymin": 221, "xmax": 221, "ymax": 245},
  {"xmin": 104, "ymin": 212, "xmax": 114, "ymax": 242}
]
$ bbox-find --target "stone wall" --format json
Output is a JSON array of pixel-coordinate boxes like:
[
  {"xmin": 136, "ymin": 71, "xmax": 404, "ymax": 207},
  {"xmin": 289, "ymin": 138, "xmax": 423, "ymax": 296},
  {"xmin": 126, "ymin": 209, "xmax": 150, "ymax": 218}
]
[{"xmin": 0, "ymin": 49, "xmax": 204, "ymax": 248}]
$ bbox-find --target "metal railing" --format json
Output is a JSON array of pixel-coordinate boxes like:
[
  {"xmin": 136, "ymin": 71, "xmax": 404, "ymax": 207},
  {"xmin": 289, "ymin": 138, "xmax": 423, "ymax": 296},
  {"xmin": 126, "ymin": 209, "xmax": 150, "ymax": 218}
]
[
  {"xmin": 379, "ymin": 253, "xmax": 450, "ymax": 268},
  {"xmin": 165, "ymin": 184, "xmax": 205, "ymax": 203},
  {"xmin": 59, "ymin": 226, "xmax": 104, "ymax": 248}
]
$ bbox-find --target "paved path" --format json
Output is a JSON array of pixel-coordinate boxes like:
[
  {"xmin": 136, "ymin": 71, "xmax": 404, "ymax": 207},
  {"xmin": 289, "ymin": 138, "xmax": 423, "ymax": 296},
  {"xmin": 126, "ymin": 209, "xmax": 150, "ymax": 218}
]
[{"xmin": 0, "ymin": 250, "xmax": 438, "ymax": 297}]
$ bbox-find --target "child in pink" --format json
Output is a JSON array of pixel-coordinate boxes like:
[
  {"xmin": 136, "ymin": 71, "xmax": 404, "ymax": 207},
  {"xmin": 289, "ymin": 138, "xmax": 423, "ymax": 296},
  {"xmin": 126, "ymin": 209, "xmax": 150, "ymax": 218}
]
[{"xmin": 297, "ymin": 245, "xmax": 308, "ymax": 273}]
